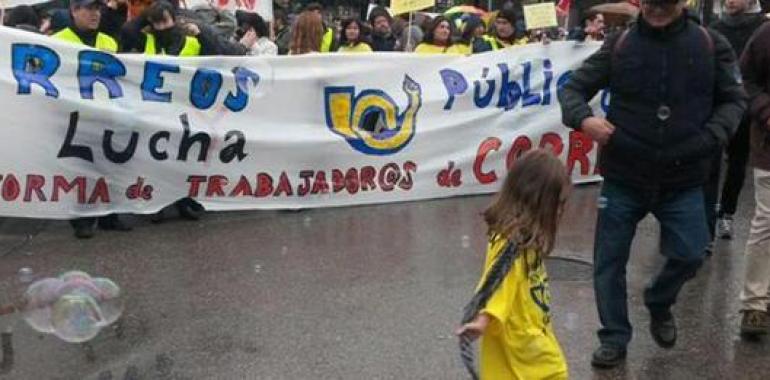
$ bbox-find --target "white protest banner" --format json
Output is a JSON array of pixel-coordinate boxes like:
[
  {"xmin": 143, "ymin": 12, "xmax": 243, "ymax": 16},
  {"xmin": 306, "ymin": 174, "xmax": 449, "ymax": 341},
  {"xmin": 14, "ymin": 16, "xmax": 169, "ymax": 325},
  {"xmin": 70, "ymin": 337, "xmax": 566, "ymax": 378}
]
[
  {"xmin": 0, "ymin": 26, "xmax": 605, "ymax": 219},
  {"xmin": 187, "ymin": 0, "xmax": 273, "ymax": 20}
]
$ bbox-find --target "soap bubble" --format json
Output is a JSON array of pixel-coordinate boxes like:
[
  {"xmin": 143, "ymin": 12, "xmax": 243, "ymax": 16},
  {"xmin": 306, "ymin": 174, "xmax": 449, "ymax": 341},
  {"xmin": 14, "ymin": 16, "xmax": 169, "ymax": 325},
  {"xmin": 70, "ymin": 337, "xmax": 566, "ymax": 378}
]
[
  {"xmin": 51, "ymin": 293, "xmax": 103, "ymax": 343},
  {"xmin": 91, "ymin": 278, "xmax": 123, "ymax": 326},
  {"xmin": 21, "ymin": 271, "xmax": 124, "ymax": 343}
]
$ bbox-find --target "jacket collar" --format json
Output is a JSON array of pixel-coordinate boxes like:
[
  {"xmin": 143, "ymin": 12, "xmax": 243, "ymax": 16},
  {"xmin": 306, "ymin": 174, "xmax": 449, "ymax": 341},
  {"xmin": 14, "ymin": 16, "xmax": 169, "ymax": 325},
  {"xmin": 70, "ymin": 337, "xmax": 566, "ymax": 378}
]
[{"xmin": 637, "ymin": 10, "xmax": 689, "ymax": 39}]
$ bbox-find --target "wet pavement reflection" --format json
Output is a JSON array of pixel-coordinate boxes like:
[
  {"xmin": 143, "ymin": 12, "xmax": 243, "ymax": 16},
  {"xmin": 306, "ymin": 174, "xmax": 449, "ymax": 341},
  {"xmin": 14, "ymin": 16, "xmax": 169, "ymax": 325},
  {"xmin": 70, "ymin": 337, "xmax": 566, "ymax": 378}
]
[{"xmin": 0, "ymin": 183, "xmax": 768, "ymax": 379}]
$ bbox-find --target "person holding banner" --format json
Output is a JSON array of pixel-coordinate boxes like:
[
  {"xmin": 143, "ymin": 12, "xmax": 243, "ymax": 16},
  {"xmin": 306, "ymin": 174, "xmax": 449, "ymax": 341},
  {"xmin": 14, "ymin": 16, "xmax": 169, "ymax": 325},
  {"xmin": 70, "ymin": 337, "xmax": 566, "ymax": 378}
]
[
  {"xmin": 453, "ymin": 16, "xmax": 486, "ymax": 55},
  {"xmin": 235, "ymin": 11, "xmax": 278, "ymax": 56},
  {"xmin": 52, "ymin": 0, "xmax": 132, "ymax": 238},
  {"xmin": 139, "ymin": 1, "xmax": 203, "ymax": 56},
  {"xmin": 415, "ymin": 16, "xmax": 457, "ymax": 54},
  {"xmin": 337, "ymin": 18, "xmax": 373, "ymax": 53},
  {"xmin": 472, "ymin": 8, "xmax": 528, "ymax": 53},
  {"xmin": 559, "ymin": 0, "xmax": 746, "ymax": 368},
  {"xmin": 136, "ymin": 0, "xmax": 208, "ymax": 221},
  {"xmin": 53, "ymin": 0, "xmax": 118, "ymax": 52},
  {"xmin": 289, "ymin": 10, "xmax": 324, "ymax": 54},
  {"xmin": 304, "ymin": 2, "xmax": 336, "ymax": 53},
  {"xmin": 368, "ymin": 6, "xmax": 398, "ymax": 52}
]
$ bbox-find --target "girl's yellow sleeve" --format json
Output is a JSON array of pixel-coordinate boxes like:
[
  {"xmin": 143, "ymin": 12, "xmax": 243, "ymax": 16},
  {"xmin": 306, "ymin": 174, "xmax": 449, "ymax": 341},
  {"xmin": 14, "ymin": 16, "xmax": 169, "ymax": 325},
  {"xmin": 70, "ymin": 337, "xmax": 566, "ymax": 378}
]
[{"xmin": 477, "ymin": 239, "xmax": 520, "ymax": 335}]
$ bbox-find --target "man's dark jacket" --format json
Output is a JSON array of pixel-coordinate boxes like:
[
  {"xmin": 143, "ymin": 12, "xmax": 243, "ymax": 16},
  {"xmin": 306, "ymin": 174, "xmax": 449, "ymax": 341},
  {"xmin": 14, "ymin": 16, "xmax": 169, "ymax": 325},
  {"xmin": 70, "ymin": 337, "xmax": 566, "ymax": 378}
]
[
  {"xmin": 711, "ymin": 12, "xmax": 766, "ymax": 57},
  {"xmin": 740, "ymin": 23, "xmax": 770, "ymax": 171},
  {"xmin": 559, "ymin": 13, "xmax": 747, "ymax": 189}
]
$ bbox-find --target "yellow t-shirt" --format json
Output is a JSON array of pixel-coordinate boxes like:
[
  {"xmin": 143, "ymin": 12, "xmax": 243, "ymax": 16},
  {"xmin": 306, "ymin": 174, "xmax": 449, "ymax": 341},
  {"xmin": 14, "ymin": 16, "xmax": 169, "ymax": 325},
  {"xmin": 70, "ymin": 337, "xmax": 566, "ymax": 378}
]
[
  {"xmin": 478, "ymin": 236, "xmax": 568, "ymax": 380},
  {"xmin": 448, "ymin": 42, "xmax": 472, "ymax": 55},
  {"xmin": 415, "ymin": 43, "xmax": 454, "ymax": 54},
  {"xmin": 337, "ymin": 43, "xmax": 373, "ymax": 53}
]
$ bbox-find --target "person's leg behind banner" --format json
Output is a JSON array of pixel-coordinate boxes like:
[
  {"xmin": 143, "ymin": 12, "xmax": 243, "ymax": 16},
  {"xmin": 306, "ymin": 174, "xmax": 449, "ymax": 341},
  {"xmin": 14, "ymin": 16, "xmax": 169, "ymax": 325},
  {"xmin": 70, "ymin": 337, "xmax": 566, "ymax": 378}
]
[
  {"xmin": 644, "ymin": 186, "xmax": 708, "ymax": 348},
  {"xmin": 176, "ymin": 198, "xmax": 205, "ymax": 220},
  {"xmin": 592, "ymin": 181, "xmax": 647, "ymax": 368},
  {"xmin": 97, "ymin": 214, "xmax": 132, "ymax": 231},
  {"xmin": 740, "ymin": 168, "xmax": 770, "ymax": 338},
  {"xmin": 718, "ymin": 116, "xmax": 751, "ymax": 240},
  {"xmin": 70, "ymin": 217, "xmax": 96, "ymax": 239}
]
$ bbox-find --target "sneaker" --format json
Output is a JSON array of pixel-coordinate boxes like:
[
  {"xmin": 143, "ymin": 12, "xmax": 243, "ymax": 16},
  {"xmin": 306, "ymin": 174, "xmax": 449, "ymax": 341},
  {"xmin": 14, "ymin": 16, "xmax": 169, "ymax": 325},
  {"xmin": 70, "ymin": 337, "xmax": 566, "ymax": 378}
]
[
  {"xmin": 591, "ymin": 345, "xmax": 627, "ymax": 369},
  {"xmin": 717, "ymin": 216, "xmax": 734, "ymax": 240},
  {"xmin": 740, "ymin": 310, "xmax": 770, "ymax": 338},
  {"xmin": 650, "ymin": 313, "xmax": 677, "ymax": 348}
]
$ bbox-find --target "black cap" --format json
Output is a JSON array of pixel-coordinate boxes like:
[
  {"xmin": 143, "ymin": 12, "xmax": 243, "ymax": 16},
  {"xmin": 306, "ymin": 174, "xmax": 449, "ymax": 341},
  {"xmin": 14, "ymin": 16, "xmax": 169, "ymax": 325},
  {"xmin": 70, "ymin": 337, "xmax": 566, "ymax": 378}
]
[{"xmin": 70, "ymin": 0, "xmax": 104, "ymax": 8}]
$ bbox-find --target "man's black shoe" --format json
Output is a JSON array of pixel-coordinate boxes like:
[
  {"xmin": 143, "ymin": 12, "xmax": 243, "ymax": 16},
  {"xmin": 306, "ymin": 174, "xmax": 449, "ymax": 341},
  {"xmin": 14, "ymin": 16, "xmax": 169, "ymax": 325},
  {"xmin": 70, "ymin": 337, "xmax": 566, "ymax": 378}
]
[
  {"xmin": 591, "ymin": 345, "xmax": 626, "ymax": 369},
  {"xmin": 74, "ymin": 225, "xmax": 95, "ymax": 239},
  {"xmin": 176, "ymin": 203, "xmax": 200, "ymax": 220},
  {"xmin": 650, "ymin": 314, "xmax": 677, "ymax": 348},
  {"xmin": 98, "ymin": 215, "xmax": 132, "ymax": 231}
]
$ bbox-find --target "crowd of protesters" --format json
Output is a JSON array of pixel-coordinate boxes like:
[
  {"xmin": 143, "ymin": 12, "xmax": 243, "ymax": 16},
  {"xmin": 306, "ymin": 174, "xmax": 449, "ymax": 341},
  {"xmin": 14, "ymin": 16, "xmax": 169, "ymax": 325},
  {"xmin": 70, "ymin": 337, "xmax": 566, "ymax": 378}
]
[
  {"xmin": 1, "ymin": 0, "xmax": 617, "ymax": 59},
  {"xmin": 3, "ymin": 0, "xmax": 770, "ymax": 366}
]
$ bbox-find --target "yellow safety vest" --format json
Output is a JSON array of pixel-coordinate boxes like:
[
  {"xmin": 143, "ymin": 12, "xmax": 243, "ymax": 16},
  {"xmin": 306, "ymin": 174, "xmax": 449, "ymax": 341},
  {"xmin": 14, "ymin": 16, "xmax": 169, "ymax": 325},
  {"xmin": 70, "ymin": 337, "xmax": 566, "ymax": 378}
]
[
  {"xmin": 320, "ymin": 27, "xmax": 334, "ymax": 53},
  {"xmin": 481, "ymin": 35, "xmax": 529, "ymax": 50},
  {"xmin": 143, "ymin": 33, "xmax": 201, "ymax": 56},
  {"xmin": 53, "ymin": 27, "xmax": 118, "ymax": 52}
]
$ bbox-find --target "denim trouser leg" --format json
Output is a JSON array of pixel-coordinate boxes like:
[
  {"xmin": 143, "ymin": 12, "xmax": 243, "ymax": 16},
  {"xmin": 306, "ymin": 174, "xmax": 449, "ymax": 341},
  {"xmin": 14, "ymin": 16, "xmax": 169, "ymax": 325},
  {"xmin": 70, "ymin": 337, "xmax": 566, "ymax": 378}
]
[
  {"xmin": 594, "ymin": 181, "xmax": 647, "ymax": 348},
  {"xmin": 644, "ymin": 187, "xmax": 709, "ymax": 319}
]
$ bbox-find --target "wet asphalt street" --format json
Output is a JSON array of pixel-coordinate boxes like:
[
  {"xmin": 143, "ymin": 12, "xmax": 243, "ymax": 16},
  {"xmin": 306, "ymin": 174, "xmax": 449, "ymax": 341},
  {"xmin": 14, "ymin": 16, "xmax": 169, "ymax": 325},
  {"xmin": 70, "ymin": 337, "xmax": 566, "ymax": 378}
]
[{"xmin": 0, "ymin": 183, "xmax": 769, "ymax": 380}]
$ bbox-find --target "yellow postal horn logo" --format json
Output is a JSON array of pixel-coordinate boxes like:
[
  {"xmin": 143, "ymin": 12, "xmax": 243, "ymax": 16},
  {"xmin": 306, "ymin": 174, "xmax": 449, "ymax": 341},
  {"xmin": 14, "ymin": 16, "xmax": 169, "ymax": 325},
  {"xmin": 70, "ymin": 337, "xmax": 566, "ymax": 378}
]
[{"xmin": 324, "ymin": 75, "xmax": 422, "ymax": 155}]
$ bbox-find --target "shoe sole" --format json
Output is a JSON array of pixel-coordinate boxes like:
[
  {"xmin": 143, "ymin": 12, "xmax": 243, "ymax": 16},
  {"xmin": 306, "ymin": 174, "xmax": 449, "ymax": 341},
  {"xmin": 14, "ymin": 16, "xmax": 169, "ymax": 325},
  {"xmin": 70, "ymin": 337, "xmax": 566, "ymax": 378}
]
[
  {"xmin": 591, "ymin": 359, "xmax": 624, "ymax": 369},
  {"xmin": 651, "ymin": 335, "xmax": 676, "ymax": 349},
  {"xmin": 740, "ymin": 326, "xmax": 769, "ymax": 336},
  {"xmin": 650, "ymin": 324, "xmax": 676, "ymax": 349},
  {"xmin": 591, "ymin": 354, "xmax": 626, "ymax": 369}
]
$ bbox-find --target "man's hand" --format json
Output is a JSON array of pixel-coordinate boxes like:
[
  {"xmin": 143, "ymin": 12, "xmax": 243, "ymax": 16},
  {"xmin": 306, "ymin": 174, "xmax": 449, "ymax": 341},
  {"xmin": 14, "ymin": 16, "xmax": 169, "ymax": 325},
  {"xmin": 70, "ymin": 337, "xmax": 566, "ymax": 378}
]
[
  {"xmin": 183, "ymin": 23, "xmax": 201, "ymax": 36},
  {"xmin": 580, "ymin": 116, "xmax": 616, "ymax": 145},
  {"xmin": 455, "ymin": 313, "xmax": 491, "ymax": 341}
]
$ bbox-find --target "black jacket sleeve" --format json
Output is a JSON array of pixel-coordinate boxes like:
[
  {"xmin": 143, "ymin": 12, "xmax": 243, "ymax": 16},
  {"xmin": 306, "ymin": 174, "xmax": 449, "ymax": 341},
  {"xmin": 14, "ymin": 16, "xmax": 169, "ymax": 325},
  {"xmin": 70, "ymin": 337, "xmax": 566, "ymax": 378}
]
[
  {"xmin": 195, "ymin": 25, "xmax": 221, "ymax": 56},
  {"xmin": 666, "ymin": 29, "xmax": 748, "ymax": 162},
  {"xmin": 471, "ymin": 38, "xmax": 492, "ymax": 53},
  {"xmin": 557, "ymin": 35, "xmax": 614, "ymax": 130}
]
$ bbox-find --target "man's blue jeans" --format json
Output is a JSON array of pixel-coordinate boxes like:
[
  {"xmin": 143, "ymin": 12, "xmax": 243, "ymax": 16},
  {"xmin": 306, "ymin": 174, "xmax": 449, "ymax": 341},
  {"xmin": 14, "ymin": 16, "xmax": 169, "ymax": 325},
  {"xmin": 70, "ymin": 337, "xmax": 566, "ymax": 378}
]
[{"xmin": 594, "ymin": 180, "xmax": 708, "ymax": 349}]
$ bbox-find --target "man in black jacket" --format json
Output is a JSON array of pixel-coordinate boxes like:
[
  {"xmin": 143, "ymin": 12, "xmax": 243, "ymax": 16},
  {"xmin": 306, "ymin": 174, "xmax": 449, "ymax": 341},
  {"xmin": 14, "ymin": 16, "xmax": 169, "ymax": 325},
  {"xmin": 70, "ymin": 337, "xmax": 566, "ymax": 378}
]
[
  {"xmin": 559, "ymin": 0, "xmax": 746, "ymax": 369},
  {"xmin": 708, "ymin": 0, "xmax": 766, "ymax": 242},
  {"xmin": 368, "ymin": 6, "xmax": 397, "ymax": 52}
]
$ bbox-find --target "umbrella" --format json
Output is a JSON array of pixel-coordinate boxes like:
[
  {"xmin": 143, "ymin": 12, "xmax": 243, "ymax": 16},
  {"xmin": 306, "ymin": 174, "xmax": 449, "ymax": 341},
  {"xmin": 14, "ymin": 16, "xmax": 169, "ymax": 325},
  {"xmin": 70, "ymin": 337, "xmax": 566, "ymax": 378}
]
[
  {"xmin": 590, "ymin": 1, "xmax": 639, "ymax": 25},
  {"xmin": 444, "ymin": 5, "xmax": 488, "ymax": 17}
]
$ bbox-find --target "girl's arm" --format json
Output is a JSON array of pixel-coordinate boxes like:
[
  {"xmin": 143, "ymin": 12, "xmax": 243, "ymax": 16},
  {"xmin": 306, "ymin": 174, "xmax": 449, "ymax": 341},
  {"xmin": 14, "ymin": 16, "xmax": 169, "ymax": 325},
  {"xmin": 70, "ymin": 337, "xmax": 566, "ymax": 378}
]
[{"xmin": 455, "ymin": 313, "xmax": 492, "ymax": 341}]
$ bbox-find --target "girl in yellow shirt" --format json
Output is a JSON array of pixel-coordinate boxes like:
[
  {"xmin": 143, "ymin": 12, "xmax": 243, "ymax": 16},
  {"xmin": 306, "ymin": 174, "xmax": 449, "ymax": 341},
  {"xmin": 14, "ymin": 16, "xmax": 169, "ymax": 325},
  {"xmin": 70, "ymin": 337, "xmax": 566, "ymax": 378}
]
[
  {"xmin": 415, "ymin": 16, "xmax": 456, "ymax": 54},
  {"xmin": 456, "ymin": 149, "xmax": 570, "ymax": 380},
  {"xmin": 337, "ymin": 18, "xmax": 373, "ymax": 53}
]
